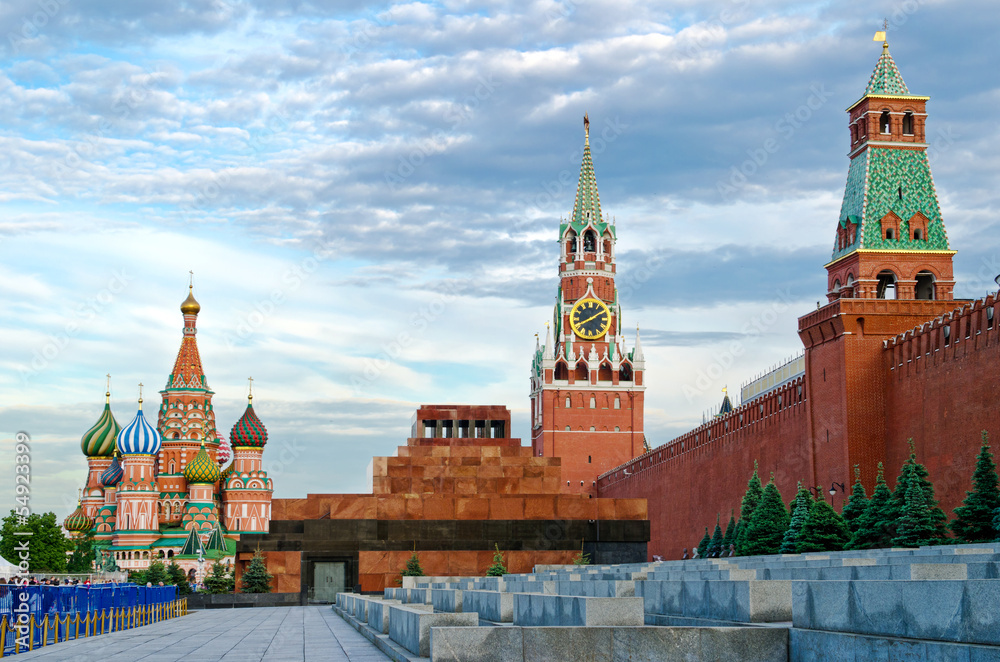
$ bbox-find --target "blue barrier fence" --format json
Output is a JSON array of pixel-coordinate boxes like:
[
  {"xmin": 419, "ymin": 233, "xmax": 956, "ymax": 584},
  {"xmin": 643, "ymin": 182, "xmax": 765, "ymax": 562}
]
[{"xmin": 0, "ymin": 583, "xmax": 177, "ymax": 655}]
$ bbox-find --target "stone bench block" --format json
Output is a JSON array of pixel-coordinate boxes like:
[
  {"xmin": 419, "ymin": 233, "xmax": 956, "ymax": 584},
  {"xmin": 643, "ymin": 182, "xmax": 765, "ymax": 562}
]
[
  {"xmin": 387, "ymin": 603, "xmax": 478, "ymax": 657},
  {"xmin": 909, "ymin": 563, "xmax": 967, "ymax": 580},
  {"xmin": 639, "ymin": 580, "xmax": 792, "ymax": 623},
  {"xmin": 464, "ymin": 589, "xmax": 515, "ymax": 622},
  {"xmin": 406, "ymin": 587, "xmax": 432, "ymax": 604},
  {"xmin": 513, "ymin": 593, "xmax": 644, "ymax": 627},
  {"xmin": 366, "ymin": 598, "xmax": 400, "ymax": 634},
  {"xmin": 431, "ymin": 626, "xmax": 525, "ymax": 662},
  {"xmin": 553, "ymin": 579, "xmax": 635, "ymax": 598},
  {"xmin": 792, "ymin": 579, "xmax": 1000, "ymax": 646},
  {"xmin": 432, "ymin": 588, "xmax": 463, "ymax": 613}
]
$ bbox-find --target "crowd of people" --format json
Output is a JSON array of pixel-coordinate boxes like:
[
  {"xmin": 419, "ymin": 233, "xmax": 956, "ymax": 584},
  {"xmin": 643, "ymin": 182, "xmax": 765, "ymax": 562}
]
[{"xmin": 681, "ymin": 543, "xmax": 737, "ymax": 559}]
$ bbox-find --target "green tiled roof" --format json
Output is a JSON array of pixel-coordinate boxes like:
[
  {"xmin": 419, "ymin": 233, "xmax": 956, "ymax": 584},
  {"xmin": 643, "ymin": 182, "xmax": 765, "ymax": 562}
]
[
  {"xmin": 559, "ymin": 118, "xmax": 615, "ymax": 240},
  {"xmin": 833, "ymin": 147, "xmax": 948, "ymax": 260},
  {"xmin": 865, "ymin": 44, "xmax": 910, "ymax": 96}
]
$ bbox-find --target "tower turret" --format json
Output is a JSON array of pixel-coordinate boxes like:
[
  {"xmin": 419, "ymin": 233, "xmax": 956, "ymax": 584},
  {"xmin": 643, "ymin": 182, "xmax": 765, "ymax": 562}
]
[
  {"xmin": 113, "ymin": 388, "xmax": 162, "ymax": 552},
  {"xmin": 79, "ymin": 378, "xmax": 121, "ymax": 518},
  {"xmin": 826, "ymin": 36, "xmax": 955, "ymax": 301},
  {"xmin": 531, "ymin": 116, "xmax": 646, "ymax": 496},
  {"xmin": 222, "ymin": 383, "xmax": 273, "ymax": 533}
]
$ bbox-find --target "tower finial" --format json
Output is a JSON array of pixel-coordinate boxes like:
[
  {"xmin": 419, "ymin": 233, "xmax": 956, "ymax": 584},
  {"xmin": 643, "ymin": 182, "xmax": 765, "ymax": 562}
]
[
  {"xmin": 874, "ymin": 19, "xmax": 888, "ymax": 49},
  {"xmin": 248, "ymin": 376, "xmax": 254, "ymax": 404},
  {"xmin": 138, "ymin": 382, "xmax": 144, "ymax": 408},
  {"xmin": 584, "ymin": 113, "xmax": 590, "ymax": 143},
  {"xmin": 189, "ymin": 270, "xmax": 194, "ymax": 288},
  {"xmin": 106, "ymin": 373, "xmax": 112, "ymax": 402}
]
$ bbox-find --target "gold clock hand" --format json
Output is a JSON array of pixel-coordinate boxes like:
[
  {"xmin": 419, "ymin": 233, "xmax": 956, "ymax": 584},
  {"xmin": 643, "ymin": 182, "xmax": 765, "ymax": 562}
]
[{"xmin": 577, "ymin": 310, "xmax": 607, "ymax": 325}]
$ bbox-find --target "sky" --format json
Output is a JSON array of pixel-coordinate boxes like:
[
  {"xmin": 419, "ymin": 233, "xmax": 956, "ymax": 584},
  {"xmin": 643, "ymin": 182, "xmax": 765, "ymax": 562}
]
[{"xmin": 1, "ymin": 0, "xmax": 999, "ymax": 520}]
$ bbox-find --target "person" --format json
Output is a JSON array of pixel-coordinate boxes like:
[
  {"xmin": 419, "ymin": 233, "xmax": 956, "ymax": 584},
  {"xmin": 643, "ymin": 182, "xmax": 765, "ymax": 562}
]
[
  {"xmin": 682, "ymin": 548, "xmax": 689, "ymax": 560},
  {"xmin": 158, "ymin": 581, "xmax": 164, "ymax": 586},
  {"xmin": 146, "ymin": 581, "xmax": 152, "ymax": 587}
]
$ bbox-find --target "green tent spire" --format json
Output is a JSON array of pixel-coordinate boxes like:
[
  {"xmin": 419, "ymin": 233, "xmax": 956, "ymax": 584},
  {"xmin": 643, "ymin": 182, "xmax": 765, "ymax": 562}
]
[
  {"xmin": 571, "ymin": 113, "xmax": 602, "ymax": 227},
  {"xmin": 865, "ymin": 43, "xmax": 910, "ymax": 96}
]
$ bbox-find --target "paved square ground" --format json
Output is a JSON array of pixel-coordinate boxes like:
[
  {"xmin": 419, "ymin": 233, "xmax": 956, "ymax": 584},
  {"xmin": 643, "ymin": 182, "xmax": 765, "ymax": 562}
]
[{"xmin": 13, "ymin": 606, "xmax": 389, "ymax": 662}]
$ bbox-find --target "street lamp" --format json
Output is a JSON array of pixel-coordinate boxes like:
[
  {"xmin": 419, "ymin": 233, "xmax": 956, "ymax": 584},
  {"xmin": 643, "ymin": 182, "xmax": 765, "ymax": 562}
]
[{"xmin": 828, "ymin": 482, "xmax": 845, "ymax": 496}]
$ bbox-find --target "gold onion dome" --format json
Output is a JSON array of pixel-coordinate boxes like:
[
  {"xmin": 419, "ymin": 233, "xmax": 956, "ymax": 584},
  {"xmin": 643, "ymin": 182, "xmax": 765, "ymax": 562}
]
[
  {"xmin": 180, "ymin": 285, "xmax": 201, "ymax": 315},
  {"xmin": 80, "ymin": 391, "xmax": 121, "ymax": 457},
  {"xmin": 63, "ymin": 502, "xmax": 93, "ymax": 532},
  {"xmin": 184, "ymin": 443, "xmax": 220, "ymax": 484}
]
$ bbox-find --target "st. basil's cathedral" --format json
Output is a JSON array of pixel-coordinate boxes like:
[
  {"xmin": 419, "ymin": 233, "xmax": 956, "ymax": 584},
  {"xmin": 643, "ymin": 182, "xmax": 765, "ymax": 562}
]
[{"xmin": 62, "ymin": 286, "xmax": 273, "ymax": 580}]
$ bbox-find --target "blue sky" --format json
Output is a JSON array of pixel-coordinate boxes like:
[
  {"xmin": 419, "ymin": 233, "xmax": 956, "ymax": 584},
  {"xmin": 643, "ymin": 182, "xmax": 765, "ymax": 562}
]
[{"xmin": 1, "ymin": 0, "xmax": 998, "ymax": 520}]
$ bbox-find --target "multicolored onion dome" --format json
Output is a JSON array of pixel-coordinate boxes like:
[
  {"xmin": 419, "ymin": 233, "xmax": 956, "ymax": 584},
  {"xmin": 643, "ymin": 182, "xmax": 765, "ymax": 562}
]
[
  {"xmin": 220, "ymin": 459, "xmax": 236, "ymax": 482},
  {"xmin": 63, "ymin": 502, "xmax": 93, "ymax": 532},
  {"xmin": 216, "ymin": 434, "xmax": 232, "ymax": 465},
  {"xmin": 116, "ymin": 405, "xmax": 162, "ymax": 455},
  {"xmin": 80, "ymin": 395, "xmax": 121, "ymax": 457},
  {"xmin": 180, "ymin": 285, "xmax": 201, "ymax": 315},
  {"xmin": 101, "ymin": 454, "xmax": 124, "ymax": 488},
  {"xmin": 184, "ymin": 444, "xmax": 220, "ymax": 484},
  {"xmin": 230, "ymin": 399, "xmax": 267, "ymax": 448}
]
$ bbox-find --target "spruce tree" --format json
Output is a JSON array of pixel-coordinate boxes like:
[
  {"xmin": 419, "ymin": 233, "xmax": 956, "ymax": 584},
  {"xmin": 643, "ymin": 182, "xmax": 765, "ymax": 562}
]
[
  {"xmin": 145, "ymin": 560, "xmax": 168, "ymax": 585},
  {"xmin": 401, "ymin": 551, "xmax": 425, "ymax": 577},
  {"xmin": 797, "ymin": 497, "xmax": 851, "ymax": 552},
  {"xmin": 841, "ymin": 465, "xmax": 868, "ymax": 535},
  {"xmin": 740, "ymin": 477, "xmax": 789, "ymax": 557},
  {"xmin": 893, "ymin": 474, "xmax": 939, "ymax": 547},
  {"xmin": 722, "ymin": 511, "xmax": 737, "ymax": 551},
  {"xmin": 696, "ymin": 527, "xmax": 711, "ymax": 558},
  {"xmin": 951, "ymin": 432, "xmax": 1000, "ymax": 543},
  {"xmin": 993, "ymin": 507, "xmax": 1000, "ymax": 541},
  {"xmin": 204, "ymin": 562, "xmax": 235, "ymax": 593},
  {"xmin": 780, "ymin": 483, "xmax": 811, "ymax": 553},
  {"xmin": 848, "ymin": 463, "xmax": 893, "ymax": 550},
  {"xmin": 486, "ymin": 544, "xmax": 507, "ymax": 576},
  {"xmin": 707, "ymin": 515, "xmax": 723, "ymax": 557},
  {"xmin": 241, "ymin": 550, "xmax": 273, "ymax": 593},
  {"xmin": 735, "ymin": 462, "xmax": 763, "ymax": 555},
  {"xmin": 67, "ymin": 532, "xmax": 97, "ymax": 573},
  {"xmin": 888, "ymin": 441, "xmax": 946, "ymax": 543},
  {"xmin": 167, "ymin": 561, "xmax": 191, "ymax": 594}
]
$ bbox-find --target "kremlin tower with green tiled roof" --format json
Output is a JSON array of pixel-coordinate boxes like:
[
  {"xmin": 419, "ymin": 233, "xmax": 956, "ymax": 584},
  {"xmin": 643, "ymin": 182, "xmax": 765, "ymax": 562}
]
[
  {"xmin": 826, "ymin": 37, "xmax": 955, "ymax": 301},
  {"xmin": 531, "ymin": 115, "xmax": 646, "ymax": 498}
]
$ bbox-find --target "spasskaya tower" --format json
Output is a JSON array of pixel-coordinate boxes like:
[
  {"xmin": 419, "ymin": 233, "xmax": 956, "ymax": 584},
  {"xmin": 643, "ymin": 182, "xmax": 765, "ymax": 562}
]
[{"xmin": 530, "ymin": 115, "xmax": 646, "ymax": 497}]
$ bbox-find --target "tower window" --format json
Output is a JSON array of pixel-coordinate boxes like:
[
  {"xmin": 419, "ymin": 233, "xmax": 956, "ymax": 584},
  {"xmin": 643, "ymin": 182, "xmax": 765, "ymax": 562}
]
[
  {"xmin": 590, "ymin": 396, "xmax": 596, "ymax": 408},
  {"xmin": 555, "ymin": 363, "xmax": 568, "ymax": 381},
  {"xmin": 915, "ymin": 271, "xmax": 936, "ymax": 300},
  {"xmin": 565, "ymin": 396, "xmax": 571, "ymax": 408},
  {"xmin": 575, "ymin": 362, "xmax": 589, "ymax": 382},
  {"xmin": 583, "ymin": 231, "xmax": 596, "ymax": 252},
  {"xmin": 565, "ymin": 426, "xmax": 571, "ymax": 431},
  {"xmin": 619, "ymin": 364, "xmax": 632, "ymax": 382},
  {"xmin": 614, "ymin": 426, "xmax": 620, "ymax": 432},
  {"xmin": 614, "ymin": 396, "xmax": 620, "ymax": 409},
  {"xmin": 589, "ymin": 426, "xmax": 596, "ymax": 432},
  {"xmin": 598, "ymin": 362, "xmax": 613, "ymax": 382},
  {"xmin": 880, "ymin": 110, "xmax": 891, "ymax": 134},
  {"xmin": 913, "ymin": 228, "xmax": 922, "ymax": 241},
  {"xmin": 588, "ymin": 456, "xmax": 591, "ymax": 463},
  {"xmin": 902, "ymin": 112, "xmax": 914, "ymax": 135},
  {"xmin": 886, "ymin": 229, "xmax": 894, "ymax": 240},
  {"xmin": 987, "ymin": 307, "xmax": 994, "ymax": 330},
  {"xmin": 876, "ymin": 271, "xmax": 897, "ymax": 300}
]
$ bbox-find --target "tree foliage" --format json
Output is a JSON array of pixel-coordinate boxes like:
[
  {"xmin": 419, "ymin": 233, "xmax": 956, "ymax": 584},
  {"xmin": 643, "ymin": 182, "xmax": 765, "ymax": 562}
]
[
  {"xmin": 781, "ymin": 483, "xmax": 811, "ymax": 553},
  {"xmin": 722, "ymin": 512, "xmax": 737, "ymax": 551},
  {"xmin": 847, "ymin": 463, "xmax": 893, "ymax": 550},
  {"xmin": 797, "ymin": 498, "xmax": 851, "ymax": 553},
  {"xmin": 951, "ymin": 432, "xmax": 1000, "ymax": 543},
  {"xmin": 887, "ymin": 441, "xmax": 946, "ymax": 544},
  {"xmin": 741, "ymin": 477, "xmax": 789, "ymax": 557},
  {"xmin": 486, "ymin": 544, "xmax": 507, "ymax": 577},
  {"xmin": 696, "ymin": 527, "xmax": 711, "ymax": 558},
  {"xmin": 241, "ymin": 550, "xmax": 273, "ymax": 593},
  {"xmin": 735, "ymin": 462, "xmax": 763, "ymax": 555},
  {"xmin": 67, "ymin": 532, "xmax": 97, "ymax": 573},
  {"xmin": 0, "ymin": 510, "xmax": 69, "ymax": 572},
  {"xmin": 707, "ymin": 516, "xmax": 724, "ymax": 557},
  {"xmin": 401, "ymin": 551, "xmax": 425, "ymax": 577},
  {"xmin": 167, "ymin": 561, "xmax": 191, "ymax": 594},
  {"xmin": 204, "ymin": 561, "xmax": 236, "ymax": 593},
  {"xmin": 841, "ymin": 465, "xmax": 869, "ymax": 535}
]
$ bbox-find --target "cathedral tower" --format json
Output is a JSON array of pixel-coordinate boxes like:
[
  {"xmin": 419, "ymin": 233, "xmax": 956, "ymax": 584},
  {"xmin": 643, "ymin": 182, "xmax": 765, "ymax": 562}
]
[
  {"xmin": 223, "ymin": 388, "xmax": 273, "ymax": 533},
  {"xmin": 113, "ymin": 392, "xmax": 162, "ymax": 548},
  {"xmin": 531, "ymin": 115, "xmax": 646, "ymax": 497},
  {"xmin": 78, "ymin": 380, "xmax": 120, "ymax": 519},
  {"xmin": 826, "ymin": 37, "xmax": 955, "ymax": 301}
]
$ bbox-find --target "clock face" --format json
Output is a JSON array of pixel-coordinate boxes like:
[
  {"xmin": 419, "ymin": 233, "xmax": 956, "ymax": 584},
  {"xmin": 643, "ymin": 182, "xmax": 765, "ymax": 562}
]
[{"xmin": 570, "ymin": 298, "xmax": 611, "ymax": 340}]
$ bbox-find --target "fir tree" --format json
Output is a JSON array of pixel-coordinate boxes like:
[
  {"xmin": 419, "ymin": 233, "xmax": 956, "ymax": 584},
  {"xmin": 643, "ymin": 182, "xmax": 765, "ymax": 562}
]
[
  {"xmin": 722, "ymin": 511, "xmax": 737, "ymax": 551},
  {"xmin": 735, "ymin": 461, "xmax": 763, "ymax": 555},
  {"xmin": 486, "ymin": 544, "xmax": 507, "ymax": 576},
  {"xmin": 780, "ymin": 483, "xmax": 811, "ymax": 553},
  {"xmin": 888, "ymin": 441, "xmax": 946, "ymax": 543},
  {"xmin": 707, "ymin": 515, "xmax": 723, "ymax": 557},
  {"xmin": 847, "ymin": 463, "xmax": 893, "ymax": 550},
  {"xmin": 740, "ymin": 476, "xmax": 789, "ymax": 557},
  {"xmin": 993, "ymin": 507, "xmax": 1000, "ymax": 541},
  {"xmin": 241, "ymin": 550, "xmax": 273, "ymax": 593},
  {"xmin": 145, "ymin": 560, "xmax": 168, "ymax": 585},
  {"xmin": 696, "ymin": 527, "xmax": 711, "ymax": 558},
  {"xmin": 841, "ymin": 465, "xmax": 869, "ymax": 535},
  {"xmin": 797, "ymin": 497, "xmax": 851, "ymax": 552},
  {"xmin": 951, "ymin": 432, "xmax": 1000, "ymax": 543},
  {"xmin": 167, "ymin": 561, "xmax": 191, "ymax": 595},
  {"xmin": 401, "ymin": 551, "xmax": 425, "ymax": 577},
  {"xmin": 893, "ymin": 473, "xmax": 939, "ymax": 547},
  {"xmin": 204, "ymin": 561, "xmax": 235, "ymax": 593},
  {"xmin": 67, "ymin": 532, "xmax": 97, "ymax": 573}
]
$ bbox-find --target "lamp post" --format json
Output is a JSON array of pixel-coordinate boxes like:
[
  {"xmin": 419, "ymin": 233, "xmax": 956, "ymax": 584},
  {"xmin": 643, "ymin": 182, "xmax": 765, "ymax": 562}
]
[
  {"xmin": 197, "ymin": 550, "xmax": 205, "ymax": 591},
  {"xmin": 829, "ymin": 482, "xmax": 846, "ymax": 510}
]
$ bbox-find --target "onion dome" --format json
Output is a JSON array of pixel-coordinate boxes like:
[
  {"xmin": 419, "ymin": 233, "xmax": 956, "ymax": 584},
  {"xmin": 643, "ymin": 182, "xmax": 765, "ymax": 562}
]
[
  {"xmin": 180, "ymin": 284, "xmax": 201, "ymax": 315},
  {"xmin": 116, "ymin": 393, "xmax": 162, "ymax": 455},
  {"xmin": 230, "ymin": 393, "xmax": 267, "ymax": 448},
  {"xmin": 101, "ymin": 454, "xmax": 124, "ymax": 488},
  {"xmin": 63, "ymin": 502, "xmax": 93, "ymax": 533},
  {"xmin": 80, "ymin": 390, "xmax": 121, "ymax": 457},
  {"xmin": 184, "ymin": 443, "xmax": 220, "ymax": 484},
  {"xmin": 216, "ymin": 434, "xmax": 232, "ymax": 465},
  {"xmin": 220, "ymin": 459, "xmax": 236, "ymax": 482}
]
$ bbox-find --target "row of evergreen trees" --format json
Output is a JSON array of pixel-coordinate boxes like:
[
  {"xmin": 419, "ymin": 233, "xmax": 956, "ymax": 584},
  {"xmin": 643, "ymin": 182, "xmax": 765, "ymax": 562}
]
[{"xmin": 695, "ymin": 432, "xmax": 1000, "ymax": 557}]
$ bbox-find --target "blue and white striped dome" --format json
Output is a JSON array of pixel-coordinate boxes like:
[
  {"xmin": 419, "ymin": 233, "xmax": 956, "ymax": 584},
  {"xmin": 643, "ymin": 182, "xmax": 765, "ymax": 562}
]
[{"xmin": 116, "ymin": 407, "xmax": 162, "ymax": 455}]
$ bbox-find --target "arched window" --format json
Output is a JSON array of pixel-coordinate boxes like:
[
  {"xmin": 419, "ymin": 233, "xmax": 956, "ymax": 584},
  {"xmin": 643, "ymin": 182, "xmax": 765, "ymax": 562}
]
[
  {"xmin": 575, "ymin": 362, "xmax": 589, "ymax": 382},
  {"xmin": 614, "ymin": 396, "xmax": 621, "ymax": 409},
  {"xmin": 902, "ymin": 112, "xmax": 914, "ymax": 135},
  {"xmin": 565, "ymin": 395, "xmax": 571, "ymax": 408},
  {"xmin": 565, "ymin": 426, "xmax": 571, "ymax": 431},
  {"xmin": 913, "ymin": 228, "xmax": 922, "ymax": 240},
  {"xmin": 876, "ymin": 271, "xmax": 897, "ymax": 299},
  {"xmin": 614, "ymin": 426, "xmax": 620, "ymax": 432},
  {"xmin": 583, "ymin": 230, "xmax": 596, "ymax": 252},
  {"xmin": 843, "ymin": 274, "xmax": 854, "ymax": 298},
  {"xmin": 880, "ymin": 110, "xmax": 891, "ymax": 134},
  {"xmin": 886, "ymin": 228, "xmax": 894, "ymax": 240},
  {"xmin": 566, "ymin": 231, "xmax": 578, "ymax": 256},
  {"xmin": 619, "ymin": 363, "xmax": 633, "ymax": 382},
  {"xmin": 598, "ymin": 362, "xmax": 613, "ymax": 382},
  {"xmin": 589, "ymin": 395, "xmax": 596, "ymax": 408},
  {"xmin": 169, "ymin": 460, "xmax": 175, "ymax": 474},
  {"xmin": 554, "ymin": 362, "xmax": 568, "ymax": 381},
  {"xmin": 915, "ymin": 271, "xmax": 936, "ymax": 300}
]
